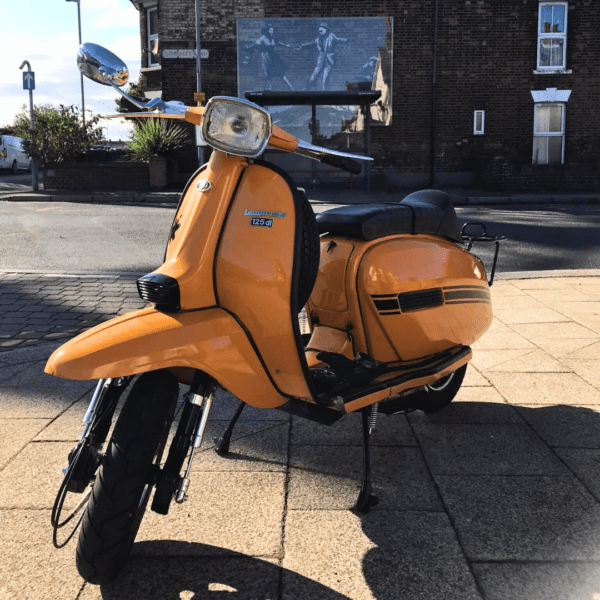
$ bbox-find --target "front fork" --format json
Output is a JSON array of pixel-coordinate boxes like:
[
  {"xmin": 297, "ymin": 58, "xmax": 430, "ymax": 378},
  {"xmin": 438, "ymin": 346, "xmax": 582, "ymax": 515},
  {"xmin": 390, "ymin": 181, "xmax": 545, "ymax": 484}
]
[{"xmin": 152, "ymin": 370, "xmax": 217, "ymax": 515}]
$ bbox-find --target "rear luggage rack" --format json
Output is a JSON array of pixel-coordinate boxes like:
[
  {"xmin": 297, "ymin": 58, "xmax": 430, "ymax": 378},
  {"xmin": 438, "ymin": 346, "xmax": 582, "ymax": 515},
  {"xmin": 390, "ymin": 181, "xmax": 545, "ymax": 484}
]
[{"xmin": 461, "ymin": 222, "xmax": 506, "ymax": 286}]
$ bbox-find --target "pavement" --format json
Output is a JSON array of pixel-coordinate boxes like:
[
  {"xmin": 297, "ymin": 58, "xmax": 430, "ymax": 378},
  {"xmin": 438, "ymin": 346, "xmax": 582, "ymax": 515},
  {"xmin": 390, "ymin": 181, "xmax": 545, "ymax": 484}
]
[
  {"xmin": 2, "ymin": 187, "xmax": 600, "ymax": 207},
  {"xmin": 1, "ymin": 270, "xmax": 600, "ymax": 599}
]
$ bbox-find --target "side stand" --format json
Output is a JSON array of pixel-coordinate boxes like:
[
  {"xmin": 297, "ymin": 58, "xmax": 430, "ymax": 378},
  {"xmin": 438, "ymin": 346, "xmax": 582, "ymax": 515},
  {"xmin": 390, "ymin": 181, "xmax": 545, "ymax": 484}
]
[
  {"xmin": 355, "ymin": 407, "xmax": 379, "ymax": 513},
  {"xmin": 214, "ymin": 400, "xmax": 245, "ymax": 456}
]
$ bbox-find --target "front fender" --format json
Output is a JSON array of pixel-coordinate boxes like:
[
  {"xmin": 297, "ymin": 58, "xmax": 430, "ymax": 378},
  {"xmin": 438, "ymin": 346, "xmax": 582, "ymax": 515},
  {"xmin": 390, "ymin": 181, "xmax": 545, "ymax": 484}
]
[{"xmin": 45, "ymin": 307, "xmax": 287, "ymax": 409}]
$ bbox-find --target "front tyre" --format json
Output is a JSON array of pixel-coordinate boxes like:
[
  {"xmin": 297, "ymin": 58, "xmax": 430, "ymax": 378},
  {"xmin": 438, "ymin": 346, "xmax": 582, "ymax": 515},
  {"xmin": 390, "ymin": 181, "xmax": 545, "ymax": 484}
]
[{"xmin": 76, "ymin": 370, "xmax": 179, "ymax": 584}]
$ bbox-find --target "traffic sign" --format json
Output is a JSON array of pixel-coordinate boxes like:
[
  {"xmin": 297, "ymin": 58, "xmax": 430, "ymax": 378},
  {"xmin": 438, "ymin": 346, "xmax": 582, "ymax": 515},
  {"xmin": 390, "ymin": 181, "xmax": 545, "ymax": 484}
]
[{"xmin": 22, "ymin": 71, "xmax": 35, "ymax": 91}]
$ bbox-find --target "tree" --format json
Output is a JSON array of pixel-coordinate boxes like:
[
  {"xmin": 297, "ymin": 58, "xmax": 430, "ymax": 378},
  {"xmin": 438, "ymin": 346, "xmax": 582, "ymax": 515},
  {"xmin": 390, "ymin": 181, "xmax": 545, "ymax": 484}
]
[
  {"xmin": 11, "ymin": 104, "xmax": 104, "ymax": 167},
  {"xmin": 126, "ymin": 118, "xmax": 192, "ymax": 162}
]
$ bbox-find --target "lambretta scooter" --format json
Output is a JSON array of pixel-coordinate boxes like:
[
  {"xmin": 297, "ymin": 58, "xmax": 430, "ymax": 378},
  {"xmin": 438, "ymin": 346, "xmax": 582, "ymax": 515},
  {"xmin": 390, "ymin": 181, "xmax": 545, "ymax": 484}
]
[{"xmin": 48, "ymin": 44, "xmax": 503, "ymax": 584}]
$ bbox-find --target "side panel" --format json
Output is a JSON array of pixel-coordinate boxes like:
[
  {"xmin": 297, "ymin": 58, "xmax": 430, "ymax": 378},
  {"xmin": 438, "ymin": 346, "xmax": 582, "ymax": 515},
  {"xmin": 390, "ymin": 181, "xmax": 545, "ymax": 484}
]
[
  {"xmin": 357, "ymin": 236, "xmax": 492, "ymax": 361},
  {"xmin": 215, "ymin": 163, "xmax": 312, "ymax": 400},
  {"xmin": 44, "ymin": 307, "xmax": 287, "ymax": 409}
]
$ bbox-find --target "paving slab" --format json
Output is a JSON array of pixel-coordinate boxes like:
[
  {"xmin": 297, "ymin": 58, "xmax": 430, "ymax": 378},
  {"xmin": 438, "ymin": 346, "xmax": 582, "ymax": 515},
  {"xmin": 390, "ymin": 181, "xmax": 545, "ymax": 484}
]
[
  {"xmin": 472, "ymin": 562, "xmax": 600, "ymax": 600},
  {"xmin": 0, "ymin": 342, "xmax": 61, "ymax": 365},
  {"xmin": 469, "ymin": 348, "xmax": 536, "ymax": 371},
  {"xmin": 0, "ymin": 418, "xmax": 52, "ymax": 470},
  {"xmin": 0, "ymin": 377, "xmax": 92, "ymax": 418},
  {"xmin": 493, "ymin": 307, "xmax": 571, "ymax": 324},
  {"xmin": 487, "ymin": 282, "xmax": 527, "ymax": 297},
  {"xmin": 0, "ymin": 509, "xmax": 84, "ymax": 600},
  {"xmin": 0, "ymin": 441, "xmax": 78, "ymax": 510},
  {"xmin": 79, "ymin": 556, "xmax": 282, "ymax": 600},
  {"xmin": 291, "ymin": 410, "xmax": 415, "ymax": 446},
  {"xmin": 514, "ymin": 404, "xmax": 600, "ymax": 449},
  {"xmin": 412, "ymin": 423, "xmax": 568, "ymax": 476},
  {"xmin": 134, "ymin": 472, "xmax": 286, "ymax": 558},
  {"xmin": 288, "ymin": 445, "xmax": 442, "ymax": 511},
  {"xmin": 504, "ymin": 321, "xmax": 600, "ymax": 341},
  {"xmin": 555, "ymin": 448, "xmax": 600, "ymax": 501},
  {"xmin": 485, "ymin": 371, "xmax": 600, "ymax": 405},
  {"xmin": 527, "ymin": 337, "xmax": 600, "ymax": 359},
  {"xmin": 437, "ymin": 475, "xmax": 600, "ymax": 560},
  {"xmin": 561, "ymin": 358, "xmax": 600, "ymax": 388},
  {"xmin": 282, "ymin": 511, "xmax": 481, "ymax": 600},
  {"xmin": 491, "ymin": 295, "xmax": 554, "ymax": 311},
  {"xmin": 486, "ymin": 349, "xmax": 571, "ymax": 372},
  {"xmin": 462, "ymin": 364, "xmax": 492, "ymax": 386},
  {"xmin": 192, "ymin": 420, "xmax": 290, "ymax": 472},
  {"xmin": 512, "ymin": 278, "xmax": 576, "ymax": 290}
]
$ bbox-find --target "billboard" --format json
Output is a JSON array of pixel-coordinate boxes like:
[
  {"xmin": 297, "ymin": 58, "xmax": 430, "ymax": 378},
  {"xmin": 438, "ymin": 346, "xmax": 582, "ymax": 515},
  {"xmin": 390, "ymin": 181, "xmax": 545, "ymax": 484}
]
[{"xmin": 237, "ymin": 17, "xmax": 393, "ymax": 144}]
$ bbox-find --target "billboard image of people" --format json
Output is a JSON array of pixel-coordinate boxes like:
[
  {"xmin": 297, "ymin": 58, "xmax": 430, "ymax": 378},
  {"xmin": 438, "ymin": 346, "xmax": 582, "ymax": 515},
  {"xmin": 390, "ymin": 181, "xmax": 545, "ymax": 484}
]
[{"xmin": 237, "ymin": 17, "xmax": 393, "ymax": 144}]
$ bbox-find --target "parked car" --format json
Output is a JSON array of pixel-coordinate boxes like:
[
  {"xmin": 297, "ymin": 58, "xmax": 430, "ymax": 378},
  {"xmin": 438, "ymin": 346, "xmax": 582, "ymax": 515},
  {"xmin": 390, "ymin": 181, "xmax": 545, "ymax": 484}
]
[{"xmin": 0, "ymin": 135, "xmax": 31, "ymax": 174}]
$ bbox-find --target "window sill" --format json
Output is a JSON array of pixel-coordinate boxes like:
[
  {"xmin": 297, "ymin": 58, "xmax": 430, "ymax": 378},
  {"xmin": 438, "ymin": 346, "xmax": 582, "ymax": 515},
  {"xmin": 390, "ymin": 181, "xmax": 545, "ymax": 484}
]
[
  {"xmin": 141, "ymin": 65, "xmax": 162, "ymax": 73},
  {"xmin": 533, "ymin": 69, "xmax": 572, "ymax": 75}
]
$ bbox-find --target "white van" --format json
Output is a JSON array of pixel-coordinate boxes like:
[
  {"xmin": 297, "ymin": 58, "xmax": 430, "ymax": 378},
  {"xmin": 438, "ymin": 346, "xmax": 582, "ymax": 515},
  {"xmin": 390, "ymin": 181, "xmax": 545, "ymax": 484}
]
[{"xmin": 0, "ymin": 135, "xmax": 31, "ymax": 174}]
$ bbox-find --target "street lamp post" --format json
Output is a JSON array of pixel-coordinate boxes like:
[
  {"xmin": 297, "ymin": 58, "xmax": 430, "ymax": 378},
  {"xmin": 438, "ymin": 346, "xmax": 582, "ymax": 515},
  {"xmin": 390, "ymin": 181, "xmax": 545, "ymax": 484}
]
[{"xmin": 66, "ymin": 0, "xmax": 85, "ymax": 126}]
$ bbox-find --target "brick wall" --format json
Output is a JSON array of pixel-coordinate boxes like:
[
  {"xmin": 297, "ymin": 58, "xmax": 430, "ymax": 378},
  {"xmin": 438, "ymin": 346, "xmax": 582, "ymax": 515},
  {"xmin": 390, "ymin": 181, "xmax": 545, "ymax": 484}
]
[
  {"xmin": 138, "ymin": 0, "xmax": 600, "ymax": 190},
  {"xmin": 44, "ymin": 162, "xmax": 150, "ymax": 192}
]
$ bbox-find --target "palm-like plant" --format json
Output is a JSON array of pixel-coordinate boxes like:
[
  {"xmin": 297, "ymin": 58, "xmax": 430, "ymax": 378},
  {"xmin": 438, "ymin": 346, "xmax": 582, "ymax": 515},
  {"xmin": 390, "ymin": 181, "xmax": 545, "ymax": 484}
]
[{"xmin": 126, "ymin": 119, "xmax": 192, "ymax": 161}]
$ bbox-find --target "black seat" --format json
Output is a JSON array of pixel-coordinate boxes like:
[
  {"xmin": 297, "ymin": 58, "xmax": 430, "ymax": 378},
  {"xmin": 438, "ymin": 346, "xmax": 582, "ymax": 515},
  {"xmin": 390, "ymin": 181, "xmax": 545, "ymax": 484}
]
[{"xmin": 315, "ymin": 189, "xmax": 463, "ymax": 243}]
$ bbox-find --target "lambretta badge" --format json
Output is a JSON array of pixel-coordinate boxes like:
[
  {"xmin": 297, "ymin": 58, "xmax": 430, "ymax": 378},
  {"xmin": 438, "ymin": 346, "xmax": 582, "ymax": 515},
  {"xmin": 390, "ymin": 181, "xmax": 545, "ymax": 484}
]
[
  {"xmin": 196, "ymin": 180, "xmax": 211, "ymax": 192},
  {"xmin": 244, "ymin": 209, "xmax": 286, "ymax": 219}
]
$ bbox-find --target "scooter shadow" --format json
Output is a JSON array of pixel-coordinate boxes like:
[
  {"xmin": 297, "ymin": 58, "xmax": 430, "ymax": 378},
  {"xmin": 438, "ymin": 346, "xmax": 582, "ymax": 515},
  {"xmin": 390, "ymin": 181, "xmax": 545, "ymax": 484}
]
[{"xmin": 95, "ymin": 541, "xmax": 352, "ymax": 599}]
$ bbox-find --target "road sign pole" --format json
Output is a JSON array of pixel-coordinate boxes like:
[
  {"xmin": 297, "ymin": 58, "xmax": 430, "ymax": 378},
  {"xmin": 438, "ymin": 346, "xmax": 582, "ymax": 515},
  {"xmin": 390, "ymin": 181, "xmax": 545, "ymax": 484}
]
[
  {"xmin": 28, "ymin": 88, "xmax": 38, "ymax": 191},
  {"xmin": 19, "ymin": 61, "xmax": 38, "ymax": 192}
]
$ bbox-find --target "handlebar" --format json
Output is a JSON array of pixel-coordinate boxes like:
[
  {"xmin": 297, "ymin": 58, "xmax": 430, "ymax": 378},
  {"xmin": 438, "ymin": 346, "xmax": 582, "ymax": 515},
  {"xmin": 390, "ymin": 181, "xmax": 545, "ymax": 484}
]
[{"xmin": 320, "ymin": 153, "xmax": 363, "ymax": 175}]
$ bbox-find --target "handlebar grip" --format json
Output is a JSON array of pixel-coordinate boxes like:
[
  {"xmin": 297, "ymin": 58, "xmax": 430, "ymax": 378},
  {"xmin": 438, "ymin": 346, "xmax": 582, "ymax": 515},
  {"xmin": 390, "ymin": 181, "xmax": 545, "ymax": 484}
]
[{"xmin": 320, "ymin": 154, "xmax": 363, "ymax": 175}]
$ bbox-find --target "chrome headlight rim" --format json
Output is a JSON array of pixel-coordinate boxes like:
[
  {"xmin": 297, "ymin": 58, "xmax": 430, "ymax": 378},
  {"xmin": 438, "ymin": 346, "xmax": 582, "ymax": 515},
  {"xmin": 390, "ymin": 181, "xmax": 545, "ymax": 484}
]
[{"xmin": 201, "ymin": 96, "xmax": 273, "ymax": 158}]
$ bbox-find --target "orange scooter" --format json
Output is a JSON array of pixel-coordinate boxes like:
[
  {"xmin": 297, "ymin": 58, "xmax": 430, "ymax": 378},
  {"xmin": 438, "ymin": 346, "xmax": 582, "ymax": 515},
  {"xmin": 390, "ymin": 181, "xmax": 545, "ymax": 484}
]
[{"xmin": 49, "ymin": 44, "xmax": 504, "ymax": 584}]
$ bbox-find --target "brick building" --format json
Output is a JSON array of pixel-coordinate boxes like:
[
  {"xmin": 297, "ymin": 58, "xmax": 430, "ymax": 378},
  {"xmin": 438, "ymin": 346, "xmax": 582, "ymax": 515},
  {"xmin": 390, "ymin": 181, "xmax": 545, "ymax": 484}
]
[{"xmin": 128, "ymin": 0, "xmax": 600, "ymax": 191}]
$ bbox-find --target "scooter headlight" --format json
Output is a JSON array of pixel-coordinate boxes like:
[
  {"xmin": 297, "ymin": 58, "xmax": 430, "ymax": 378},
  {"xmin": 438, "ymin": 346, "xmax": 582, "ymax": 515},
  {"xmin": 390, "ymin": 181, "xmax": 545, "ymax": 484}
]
[{"xmin": 201, "ymin": 97, "xmax": 272, "ymax": 157}]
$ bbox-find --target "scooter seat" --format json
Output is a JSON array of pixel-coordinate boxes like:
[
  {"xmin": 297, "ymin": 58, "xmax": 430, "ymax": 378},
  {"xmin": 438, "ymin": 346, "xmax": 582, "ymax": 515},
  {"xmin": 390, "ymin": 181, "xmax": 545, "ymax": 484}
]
[{"xmin": 315, "ymin": 189, "xmax": 463, "ymax": 243}]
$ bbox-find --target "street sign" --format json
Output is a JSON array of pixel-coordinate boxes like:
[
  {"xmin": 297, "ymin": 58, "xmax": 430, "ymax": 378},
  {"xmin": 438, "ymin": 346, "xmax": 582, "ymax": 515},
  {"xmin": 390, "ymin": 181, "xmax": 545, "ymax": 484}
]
[
  {"xmin": 22, "ymin": 71, "xmax": 35, "ymax": 90},
  {"xmin": 194, "ymin": 92, "xmax": 206, "ymax": 103},
  {"xmin": 162, "ymin": 49, "xmax": 209, "ymax": 59}
]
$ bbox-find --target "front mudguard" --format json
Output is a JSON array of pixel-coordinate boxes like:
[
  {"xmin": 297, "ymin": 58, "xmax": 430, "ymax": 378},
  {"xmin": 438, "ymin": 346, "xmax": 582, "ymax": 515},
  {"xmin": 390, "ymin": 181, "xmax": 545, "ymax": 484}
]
[{"xmin": 45, "ymin": 307, "xmax": 287, "ymax": 409}]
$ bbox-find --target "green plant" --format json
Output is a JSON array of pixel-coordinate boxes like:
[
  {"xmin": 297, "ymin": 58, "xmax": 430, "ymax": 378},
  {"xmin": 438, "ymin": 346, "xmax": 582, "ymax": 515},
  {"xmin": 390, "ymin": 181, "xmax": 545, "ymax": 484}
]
[
  {"xmin": 126, "ymin": 118, "xmax": 192, "ymax": 162},
  {"xmin": 11, "ymin": 104, "xmax": 104, "ymax": 167}
]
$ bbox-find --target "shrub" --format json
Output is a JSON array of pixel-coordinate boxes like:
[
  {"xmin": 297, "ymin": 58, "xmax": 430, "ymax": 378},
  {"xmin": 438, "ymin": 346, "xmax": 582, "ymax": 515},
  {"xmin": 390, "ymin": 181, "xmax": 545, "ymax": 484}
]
[
  {"xmin": 126, "ymin": 118, "xmax": 192, "ymax": 162},
  {"xmin": 12, "ymin": 104, "xmax": 104, "ymax": 167}
]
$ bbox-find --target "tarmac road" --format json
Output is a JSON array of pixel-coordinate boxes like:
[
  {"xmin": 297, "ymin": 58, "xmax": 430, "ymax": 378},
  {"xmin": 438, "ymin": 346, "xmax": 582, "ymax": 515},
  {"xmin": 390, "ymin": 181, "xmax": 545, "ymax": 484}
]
[{"xmin": 0, "ymin": 200, "xmax": 598, "ymax": 275}]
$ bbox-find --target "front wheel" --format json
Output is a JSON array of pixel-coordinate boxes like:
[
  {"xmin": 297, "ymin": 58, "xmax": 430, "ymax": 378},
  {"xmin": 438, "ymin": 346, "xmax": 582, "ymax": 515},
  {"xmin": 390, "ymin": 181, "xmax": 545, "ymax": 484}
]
[{"xmin": 75, "ymin": 370, "xmax": 179, "ymax": 584}]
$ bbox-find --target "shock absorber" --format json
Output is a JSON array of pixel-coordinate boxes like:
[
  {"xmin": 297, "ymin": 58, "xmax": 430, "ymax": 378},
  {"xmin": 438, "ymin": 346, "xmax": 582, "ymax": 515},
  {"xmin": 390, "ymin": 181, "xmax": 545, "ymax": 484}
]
[{"xmin": 368, "ymin": 402, "xmax": 379, "ymax": 436}]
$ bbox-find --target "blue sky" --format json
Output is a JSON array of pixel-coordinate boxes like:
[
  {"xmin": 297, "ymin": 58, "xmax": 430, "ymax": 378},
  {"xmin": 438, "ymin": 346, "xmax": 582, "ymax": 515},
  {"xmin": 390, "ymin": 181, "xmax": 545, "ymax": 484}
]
[{"xmin": 0, "ymin": 0, "xmax": 141, "ymax": 140}]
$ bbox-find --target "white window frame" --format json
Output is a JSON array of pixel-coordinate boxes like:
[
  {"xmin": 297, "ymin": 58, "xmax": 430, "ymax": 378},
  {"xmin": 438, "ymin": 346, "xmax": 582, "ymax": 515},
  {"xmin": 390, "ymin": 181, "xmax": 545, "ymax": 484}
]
[
  {"xmin": 537, "ymin": 2, "xmax": 568, "ymax": 71},
  {"xmin": 532, "ymin": 102, "xmax": 565, "ymax": 165},
  {"xmin": 147, "ymin": 7, "xmax": 159, "ymax": 66},
  {"xmin": 473, "ymin": 110, "xmax": 485, "ymax": 135}
]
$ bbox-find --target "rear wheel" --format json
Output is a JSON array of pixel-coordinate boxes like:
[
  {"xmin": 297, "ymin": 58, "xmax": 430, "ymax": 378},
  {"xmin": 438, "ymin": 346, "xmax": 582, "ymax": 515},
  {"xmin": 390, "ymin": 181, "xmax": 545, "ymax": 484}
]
[
  {"xmin": 75, "ymin": 370, "xmax": 179, "ymax": 584},
  {"xmin": 419, "ymin": 365, "xmax": 467, "ymax": 412}
]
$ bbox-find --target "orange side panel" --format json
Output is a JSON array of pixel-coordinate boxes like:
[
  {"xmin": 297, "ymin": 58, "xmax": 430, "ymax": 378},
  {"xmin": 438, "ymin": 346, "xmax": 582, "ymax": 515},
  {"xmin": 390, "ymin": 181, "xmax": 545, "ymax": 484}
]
[
  {"xmin": 44, "ymin": 307, "xmax": 287, "ymax": 409},
  {"xmin": 215, "ymin": 163, "xmax": 312, "ymax": 400},
  {"xmin": 156, "ymin": 152, "xmax": 248, "ymax": 310}
]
